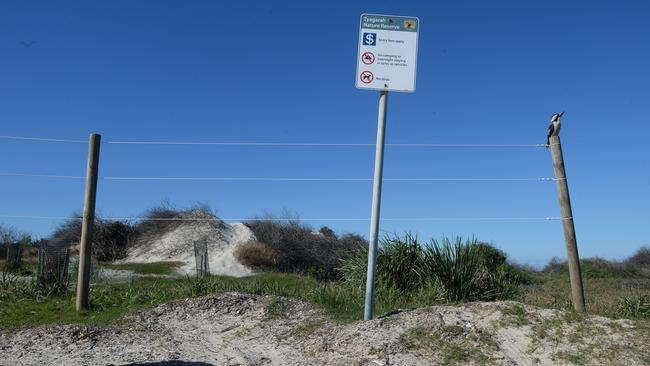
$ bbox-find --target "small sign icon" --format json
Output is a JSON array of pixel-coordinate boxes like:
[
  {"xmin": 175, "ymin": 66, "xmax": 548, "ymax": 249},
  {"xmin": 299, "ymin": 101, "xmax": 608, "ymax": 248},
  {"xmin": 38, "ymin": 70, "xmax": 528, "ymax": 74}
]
[
  {"xmin": 360, "ymin": 71, "xmax": 374, "ymax": 83},
  {"xmin": 361, "ymin": 52, "xmax": 375, "ymax": 65},
  {"xmin": 404, "ymin": 19, "xmax": 416, "ymax": 30},
  {"xmin": 363, "ymin": 33, "xmax": 376, "ymax": 46}
]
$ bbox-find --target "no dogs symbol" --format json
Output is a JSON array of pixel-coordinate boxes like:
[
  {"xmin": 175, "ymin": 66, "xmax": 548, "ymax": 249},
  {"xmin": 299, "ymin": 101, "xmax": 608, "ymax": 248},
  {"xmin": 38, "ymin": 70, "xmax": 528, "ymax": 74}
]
[
  {"xmin": 361, "ymin": 52, "xmax": 375, "ymax": 65},
  {"xmin": 360, "ymin": 71, "xmax": 374, "ymax": 83}
]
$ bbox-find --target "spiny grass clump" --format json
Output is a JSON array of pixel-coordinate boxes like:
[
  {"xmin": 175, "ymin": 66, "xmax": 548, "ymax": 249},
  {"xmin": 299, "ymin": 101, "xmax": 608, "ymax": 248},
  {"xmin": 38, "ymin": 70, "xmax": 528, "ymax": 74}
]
[
  {"xmin": 339, "ymin": 234, "xmax": 427, "ymax": 293},
  {"xmin": 617, "ymin": 293, "xmax": 650, "ymax": 319},
  {"xmin": 341, "ymin": 234, "xmax": 528, "ymax": 302}
]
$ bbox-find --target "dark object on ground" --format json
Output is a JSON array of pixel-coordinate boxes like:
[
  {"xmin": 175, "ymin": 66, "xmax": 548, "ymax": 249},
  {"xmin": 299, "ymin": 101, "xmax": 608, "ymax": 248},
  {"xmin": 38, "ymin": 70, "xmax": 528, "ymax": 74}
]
[{"xmin": 120, "ymin": 362, "xmax": 215, "ymax": 366}]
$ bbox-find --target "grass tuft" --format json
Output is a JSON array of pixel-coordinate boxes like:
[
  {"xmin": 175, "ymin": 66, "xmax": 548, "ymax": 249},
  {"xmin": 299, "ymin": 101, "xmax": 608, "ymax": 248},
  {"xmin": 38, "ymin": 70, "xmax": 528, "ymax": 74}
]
[
  {"xmin": 341, "ymin": 234, "xmax": 525, "ymax": 302},
  {"xmin": 99, "ymin": 261, "xmax": 183, "ymax": 276}
]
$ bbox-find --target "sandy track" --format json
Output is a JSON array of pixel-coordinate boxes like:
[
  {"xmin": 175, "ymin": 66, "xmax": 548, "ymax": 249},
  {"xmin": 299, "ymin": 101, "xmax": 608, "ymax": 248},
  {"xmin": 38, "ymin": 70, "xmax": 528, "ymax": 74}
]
[{"xmin": 1, "ymin": 293, "xmax": 648, "ymax": 366}]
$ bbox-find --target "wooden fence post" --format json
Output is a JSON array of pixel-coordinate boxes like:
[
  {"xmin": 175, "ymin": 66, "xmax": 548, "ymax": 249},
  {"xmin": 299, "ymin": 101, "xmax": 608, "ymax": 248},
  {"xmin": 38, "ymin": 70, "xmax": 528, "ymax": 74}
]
[
  {"xmin": 76, "ymin": 133, "xmax": 101, "ymax": 312},
  {"xmin": 549, "ymin": 134, "xmax": 586, "ymax": 313}
]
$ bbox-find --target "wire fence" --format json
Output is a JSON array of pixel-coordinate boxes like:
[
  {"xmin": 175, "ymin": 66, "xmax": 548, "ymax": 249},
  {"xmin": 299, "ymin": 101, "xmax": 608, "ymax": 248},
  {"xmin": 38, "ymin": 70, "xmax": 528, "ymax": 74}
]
[
  {"xmin": 4, "ymin": 243, "xmax": 22, "ymax": 269},
  {"xmin": 0, "ymin": 133, "xmax": 560, "ymax": 224},
  {"xmin": 36, "ymin": 242, "xmax": 71, "ymax": 293},
  {"xmin": 0, "ymin": 172, "xmax": 561, "ymax": 182},
  {"xmin": 194, "ymin": 239, "xmax": 210, "ymax": 278},
  {"xmin": 0, "ymin": 214, "xmax": 570, "ymax": 222},
  {"xmin": 0, "ymin": 134, "xmax": 548, "ymax": 148}
]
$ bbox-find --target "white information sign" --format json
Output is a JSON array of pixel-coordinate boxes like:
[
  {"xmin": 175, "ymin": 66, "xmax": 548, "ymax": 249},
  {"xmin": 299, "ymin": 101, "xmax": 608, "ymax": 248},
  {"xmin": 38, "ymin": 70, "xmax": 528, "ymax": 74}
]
[{"xmin": 356, "ymin": 14, "xmax": 419, "ymax": 92}]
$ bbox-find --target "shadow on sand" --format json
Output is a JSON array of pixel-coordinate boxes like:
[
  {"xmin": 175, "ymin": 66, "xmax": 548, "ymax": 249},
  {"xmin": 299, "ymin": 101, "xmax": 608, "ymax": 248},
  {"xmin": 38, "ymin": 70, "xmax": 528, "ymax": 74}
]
[{"xmin": 120, "ymin": 362, "xmax": 214, "ymax": 366}]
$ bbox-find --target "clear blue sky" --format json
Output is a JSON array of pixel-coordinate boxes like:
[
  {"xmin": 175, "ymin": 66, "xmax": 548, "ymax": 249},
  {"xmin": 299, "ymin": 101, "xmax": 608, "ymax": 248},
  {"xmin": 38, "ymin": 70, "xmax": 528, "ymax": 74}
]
[{"xmin": 1, "ymin": 1, "xmax": 648, "ymax": 267}]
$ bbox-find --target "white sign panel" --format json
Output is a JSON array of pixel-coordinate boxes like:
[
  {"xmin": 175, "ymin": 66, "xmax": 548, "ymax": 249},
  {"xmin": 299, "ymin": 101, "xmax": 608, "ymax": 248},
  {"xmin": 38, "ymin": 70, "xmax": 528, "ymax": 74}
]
[{"xmin": 356, "ymin": 14, "xmax": 419, "ymax": 93}]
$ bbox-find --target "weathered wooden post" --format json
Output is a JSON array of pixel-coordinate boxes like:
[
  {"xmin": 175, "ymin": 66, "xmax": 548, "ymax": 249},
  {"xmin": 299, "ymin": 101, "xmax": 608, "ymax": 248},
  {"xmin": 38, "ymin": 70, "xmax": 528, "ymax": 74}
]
[
  {"xmin": 76, "ymin": 133, "xmax": 101, "ymax": 312},
  {"xmin": 549, "ymin": 133, "xmax": 586, "ymax": 313}
]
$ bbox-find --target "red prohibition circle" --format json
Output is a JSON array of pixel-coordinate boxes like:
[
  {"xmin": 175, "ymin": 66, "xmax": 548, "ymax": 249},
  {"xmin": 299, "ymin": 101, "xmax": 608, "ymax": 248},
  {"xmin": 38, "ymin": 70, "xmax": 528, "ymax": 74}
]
[
  {"xmin": 360, "ymin": 71, "xmax": 374, "ymax": 84},
  {"xmin": 361, "ymin": 52, "xmax": 375, "ymax": 65}
]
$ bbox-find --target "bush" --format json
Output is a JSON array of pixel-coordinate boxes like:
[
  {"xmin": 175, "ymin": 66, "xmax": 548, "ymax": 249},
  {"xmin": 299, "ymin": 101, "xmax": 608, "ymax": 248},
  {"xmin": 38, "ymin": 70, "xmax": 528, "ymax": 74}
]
[
  {"xmin": 134, "ymin": 202, "xmax": 227, "ymax": 244},
  {"xmin": 244, "ymin": 219, "xmax": 366, "ymax": 280},
  {"xmin": 543, "ymin": 256, "xmax": 641, "ymax": 279},
  {"xmin": 474, "ymin": 242, "xmax": 507, "ymax": 270},
  {"xmin": 50, "ymin": 217, "xmax": 137, "ymax": 262},
  {"xmin": 234, "ymin": 241, "xmax": 279, "ymax": 269},
  {"xmin": 340, "ymin": 233, "xmax": 427, "ymax": 293},
  {"xmin": 341, "ymin": 234, "xmax": 525, "ymax": 302},
  {"xmin": 0, "ymin": 224, "xmax": 18, "ymax": 260},
  {"xmin": 422, "ymin": 237, "xmax": 521, "ymax": 301},
  {"xmin": 626, "ymin": 246, "xmax": 650, "ymax": 267},
  {"xmin": 617, "ymin": 294, "xmax": 650, "ymax": 319},
  {"xmin": 49, "ymin": 204, "xmax": 220, "ymax": 262}
]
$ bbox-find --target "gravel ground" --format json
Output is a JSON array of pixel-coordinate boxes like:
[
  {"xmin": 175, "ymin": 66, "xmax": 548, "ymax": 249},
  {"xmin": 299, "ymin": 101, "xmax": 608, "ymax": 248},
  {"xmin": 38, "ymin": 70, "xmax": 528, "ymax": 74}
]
[{"xmin": 1, "ymin": 293, "xmax": 648, "ymax": 366}]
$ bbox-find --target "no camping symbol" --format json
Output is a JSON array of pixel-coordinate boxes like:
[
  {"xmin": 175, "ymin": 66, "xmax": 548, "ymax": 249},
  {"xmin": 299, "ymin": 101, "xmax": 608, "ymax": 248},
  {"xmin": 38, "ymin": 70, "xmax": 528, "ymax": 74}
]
[
  {"xmin": 360, "ymin": 71, "xmax": 374, "ymax": 84},
  {"xmin": 361, "ymin": 52, "xmax": 375, "ymax": 65}
]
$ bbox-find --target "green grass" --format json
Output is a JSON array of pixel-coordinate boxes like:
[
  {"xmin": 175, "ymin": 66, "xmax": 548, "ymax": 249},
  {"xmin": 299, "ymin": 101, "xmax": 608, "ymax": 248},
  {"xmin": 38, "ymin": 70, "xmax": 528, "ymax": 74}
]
[
  {"xmin": 341, "ymin": 234, "xmax": 525, "ymax": 302},
  {"xmin": 99, "ymin": 261, "xmax": 183, "ymax": 275},
  {"xmin": 0, "ymin": 271, "xmax": 478, "ymax": 330},
  {"xmin": 399, "ymin": 325, "xmax": 498, "ymax": 365},
  {"xmin": 0, "ymin": 260, "xmax": 36, "ymax": 276},
  {"xmin": 521, "ymin": 274, "xmax": 650, "ymax": 319},
  {"xmin": 501, "ymin": 303, "xmax": 532, "ymax": 326},
  {"xmin": 1, "ymin": 263, "xmax": 649, "ymax": 332}
]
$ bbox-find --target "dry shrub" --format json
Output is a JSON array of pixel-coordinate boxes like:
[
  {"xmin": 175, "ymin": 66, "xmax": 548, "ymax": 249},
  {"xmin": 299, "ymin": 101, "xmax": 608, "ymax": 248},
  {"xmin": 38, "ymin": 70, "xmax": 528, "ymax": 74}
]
[
  {"xmin": 626, "ymin": 246, "xmax": 650, "ymax": 266},
  {"xmin": 49, "ymin": 217, "xmax": 136, "ymax": 262},
  {"xmin": 624, "ymin": 246, "xmax": 650, "ymax": 277},
  {"xmin": 134, "ymin": 203, "xmax": 227, "ymax": 246},
  {"xmin": 543, "ymin": 255, "xmax": 648, "ymax": 279},
  {"xmin": 234, "ymin": 241, "xmax": 279, "ymax": 269},
  {"xmin": 244, "ymin": 219, "xmax": 366, "ymax": 280},
  {"xmin": 49, "ymin": 203, "xmax": 222, "ymax": 262}
]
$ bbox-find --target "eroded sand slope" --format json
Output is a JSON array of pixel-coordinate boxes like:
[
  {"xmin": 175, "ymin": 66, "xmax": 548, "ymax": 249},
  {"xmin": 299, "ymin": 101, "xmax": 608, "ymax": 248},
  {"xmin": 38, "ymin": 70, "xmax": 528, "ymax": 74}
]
[{"xmin": 2, "ymin": 293, "xmax": 648, "ymax": 366}]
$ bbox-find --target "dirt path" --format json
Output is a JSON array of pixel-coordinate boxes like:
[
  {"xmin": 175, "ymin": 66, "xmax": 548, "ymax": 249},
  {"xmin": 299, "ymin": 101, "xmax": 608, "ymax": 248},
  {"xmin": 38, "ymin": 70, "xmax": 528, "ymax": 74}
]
[{"xmin": 1, "ymin": 293, "xmax": 648, "ymax": 365}]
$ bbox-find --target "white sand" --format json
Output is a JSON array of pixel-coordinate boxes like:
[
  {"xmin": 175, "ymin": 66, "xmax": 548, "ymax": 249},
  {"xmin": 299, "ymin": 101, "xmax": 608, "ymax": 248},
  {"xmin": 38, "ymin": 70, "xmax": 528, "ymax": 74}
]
[
  {"xmin": 4, "ymin": 295, "xmax": 647, "ymax": 365},
  {"xmin": 119, "ymin": 221, "xmax": 254, "ymax": 277}
]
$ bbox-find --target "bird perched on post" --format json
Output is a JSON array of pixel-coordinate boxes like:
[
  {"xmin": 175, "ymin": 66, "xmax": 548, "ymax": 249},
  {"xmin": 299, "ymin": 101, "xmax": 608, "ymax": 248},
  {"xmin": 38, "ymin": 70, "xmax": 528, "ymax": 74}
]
[{"xmin": 546, "ymin": 112, "xmax": 564, "ymax": 147}]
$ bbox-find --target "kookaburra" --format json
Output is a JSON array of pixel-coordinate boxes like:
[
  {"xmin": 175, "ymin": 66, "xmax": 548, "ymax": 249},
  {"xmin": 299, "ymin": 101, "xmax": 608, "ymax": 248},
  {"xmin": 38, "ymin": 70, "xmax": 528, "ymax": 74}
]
[{"xmin": 546, "ymin": 112, "xmax": 564, "ymax": 147}]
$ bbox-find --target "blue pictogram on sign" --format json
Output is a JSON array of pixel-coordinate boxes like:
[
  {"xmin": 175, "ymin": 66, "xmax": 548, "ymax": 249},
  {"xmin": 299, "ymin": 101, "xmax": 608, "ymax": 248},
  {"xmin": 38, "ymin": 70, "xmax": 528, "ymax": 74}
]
[{"xmin": 363, "ymin": 33, "xmax": 376, "ymax": 46}]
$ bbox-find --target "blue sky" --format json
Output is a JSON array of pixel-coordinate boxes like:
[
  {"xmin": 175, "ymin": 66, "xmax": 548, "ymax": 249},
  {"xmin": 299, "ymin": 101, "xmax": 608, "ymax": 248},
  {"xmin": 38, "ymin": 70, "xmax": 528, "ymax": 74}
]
[{"xmin": 1, "ymin": 1, "xmax": 648, "ymax": 267}]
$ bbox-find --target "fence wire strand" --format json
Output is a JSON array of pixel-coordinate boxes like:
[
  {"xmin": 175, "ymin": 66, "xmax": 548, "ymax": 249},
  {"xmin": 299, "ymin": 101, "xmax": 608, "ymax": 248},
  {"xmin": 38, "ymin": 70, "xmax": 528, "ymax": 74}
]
[
  {"xmin": 1, "ymin": 134, "xmax": 559, "ymax": 226},
  {"xmin": 107, "ymin": 141, "xmax": 547, "ymax": 147},
  {"xmin": 0, "ymin": 214, "xmax": 570, "ymax": 222},
  {"xmin": 0, "ymin": 135, "xmax": 87, "ymax": 144},
  {"xmin": 1, "ymin": 134, "xmax": 546, "ymax": 148},
  {"xmin": 0, "ymin": 172, "xmax": 559, "ymax": 182}
]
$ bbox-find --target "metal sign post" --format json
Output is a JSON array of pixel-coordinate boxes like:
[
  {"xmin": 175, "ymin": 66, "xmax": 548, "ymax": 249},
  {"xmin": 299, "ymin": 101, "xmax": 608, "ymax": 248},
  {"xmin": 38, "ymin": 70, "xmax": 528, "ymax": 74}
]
[
  {"xmin": 364, "ymin": 90, "xmax": 388, "ymax": 320},
  {"xmin": 357, "ymin": 14, "xmax": 419, "ymax": 320}
]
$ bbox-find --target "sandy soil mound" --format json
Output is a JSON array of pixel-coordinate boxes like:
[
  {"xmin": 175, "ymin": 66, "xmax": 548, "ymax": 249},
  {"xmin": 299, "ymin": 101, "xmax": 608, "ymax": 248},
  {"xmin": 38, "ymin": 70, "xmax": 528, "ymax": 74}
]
[
  {"xmin": 119, "ymin": 214, "xmax": 255, "ymax": 277},
  {"xmin": 2, "ymin": 294, "xmax": 648, "ymax": 366}
]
